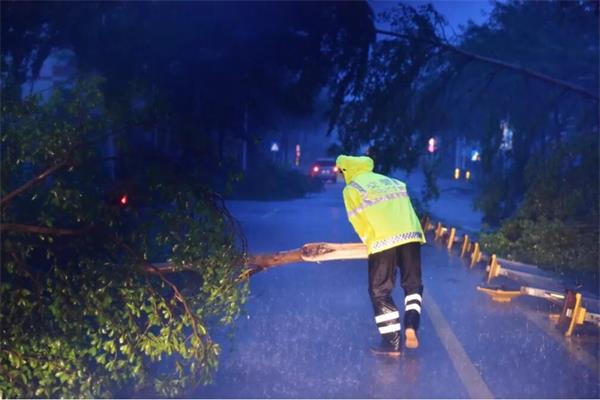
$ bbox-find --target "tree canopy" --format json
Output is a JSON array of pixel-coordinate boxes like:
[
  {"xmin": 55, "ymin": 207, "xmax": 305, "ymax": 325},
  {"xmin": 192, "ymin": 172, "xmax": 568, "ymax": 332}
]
[
  {"xmin": 333, "ymin": 0, "xmax": 597, "ymax": 270},
  {"xmin": 1, "ymin": 1, "xmax": 375, "ymax": 397},
  {"xmin": 1, "ymin": 77, "xmax": 252, "ymax": 397},
  {"xmin": 1, "ymin": 1, "xmax": 598, "ymax": 397},
  {"xmin": 2, "ymin": 1, "xmax": 374, "ymax": 170}
]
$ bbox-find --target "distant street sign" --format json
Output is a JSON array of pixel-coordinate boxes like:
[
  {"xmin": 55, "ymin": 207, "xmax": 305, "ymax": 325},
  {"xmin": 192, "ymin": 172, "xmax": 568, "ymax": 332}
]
[{"xmin": 500, "ymin": 120, "xmax": 513, "ymax": 151}]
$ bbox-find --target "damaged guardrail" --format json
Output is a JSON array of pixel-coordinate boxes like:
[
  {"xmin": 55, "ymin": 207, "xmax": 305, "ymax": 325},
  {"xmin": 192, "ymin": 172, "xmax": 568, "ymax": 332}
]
[{"xmin": 421, "ymin": 215, "xmax": 600, "ymax": 338}]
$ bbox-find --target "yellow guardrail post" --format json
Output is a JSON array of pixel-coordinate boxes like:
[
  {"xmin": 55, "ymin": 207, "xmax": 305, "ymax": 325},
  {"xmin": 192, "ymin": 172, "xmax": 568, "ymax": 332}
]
[
  {"xmin": 460, "ymin": 234, "xmax": 470, "ymax": 258},
  {"xmin": 447, "ymin": 227, "xmax": 456, "ymax": 250},
  {"xmin": 425, "ymin": 219, "xmax": 434, "ymax": 232},
  {"xmin": 566, "ymin": 292, "xmax": 586, "ymax": 337},
  {"xmin": 554, "ymin": 290, "xmax": 600, "ymax": 336},
  {"xmin": 421, "ymin": 216, "xmax": 434, "ymax": 232},
  {"xmin": 469, "ymin": 242, "xmax": 481, "ymax": 268},
  {"xmin": 434, "ymin": 223, "xmax": 443, "ymax": 241},
  {"xmin": 486, "ymin": 254, "xmax": 501, "ymax": 283}
]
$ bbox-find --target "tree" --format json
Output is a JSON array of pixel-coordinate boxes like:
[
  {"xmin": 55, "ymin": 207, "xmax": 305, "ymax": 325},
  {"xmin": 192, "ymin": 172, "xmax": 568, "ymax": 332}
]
[
  {"xmin": 1, "ymin": 2, "xmax": 376, "ymax": 396},
  {"xmin": 2, "ymin": 1, "xmax": 374, "ymax": 177},
  {"xmin": 331, "ymin": 4, "xmax": 448, "ymax": 174},
  {"xmin": 434, "ymin": 0, "xmax": 598, "ymax": 225},
  {"xmin": 332, "ymin": 0, "xmax": 598, "ymax": 271},
  {"xmin": 333, "ymin": 1, "xmax": 598, "ymax": 169},
  {"xmin": 0, "ymin": 77, "xmax": 252, "ymax": 397}
]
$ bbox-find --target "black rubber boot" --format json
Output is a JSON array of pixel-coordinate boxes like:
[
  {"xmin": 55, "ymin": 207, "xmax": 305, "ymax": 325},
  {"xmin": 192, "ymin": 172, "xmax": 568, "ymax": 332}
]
[{"xmin": 370, "ymin": 331, "xmax": 402, "ymax": 357}]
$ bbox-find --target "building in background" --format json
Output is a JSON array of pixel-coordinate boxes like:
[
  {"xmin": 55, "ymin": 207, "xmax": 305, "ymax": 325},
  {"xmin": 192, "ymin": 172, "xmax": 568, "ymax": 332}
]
[{"xmin": 21, "ymin": 49, "xmax": 77, "ymax": 100}]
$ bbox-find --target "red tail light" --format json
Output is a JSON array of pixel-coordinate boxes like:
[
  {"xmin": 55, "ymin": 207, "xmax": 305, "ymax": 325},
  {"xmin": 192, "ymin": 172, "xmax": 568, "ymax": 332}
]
[
  {"xmin": 313, "ymin": 166, "xmax": 319, "ymax": 172},
  {"xmin": 120, "ymin": 194, "xmax": 128, "ymax": 205},
  {"xmin": 333, "ymin": 166, "xmax": 339, "ymax": 172}
]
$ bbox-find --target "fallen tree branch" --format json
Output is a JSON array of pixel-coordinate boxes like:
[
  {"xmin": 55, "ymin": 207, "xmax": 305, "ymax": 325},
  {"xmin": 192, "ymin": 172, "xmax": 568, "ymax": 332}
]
[
  {"xmin": 375, "ymin": 28, "xmax": 599, "ymax": 102},
  {"xmin": 244, "ymin": 242, "xmax": 368, "ymax": 276},
  {"xmin": 146, "ymin": 242, "xmax": 369, "ymax": 278},
  {"xmin": 112, "ymin": 236, "xmax": 207, "ymax": 343},
  {"xmin": 0, "ymin": 159, "xmax": 70, "ymax": 208}
]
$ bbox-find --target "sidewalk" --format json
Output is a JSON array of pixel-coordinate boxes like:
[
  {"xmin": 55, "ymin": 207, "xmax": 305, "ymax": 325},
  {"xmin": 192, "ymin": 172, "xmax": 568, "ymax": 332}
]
[{"xmin": 394, "ymin": 169, "xmax": 483, "ymax": 235}]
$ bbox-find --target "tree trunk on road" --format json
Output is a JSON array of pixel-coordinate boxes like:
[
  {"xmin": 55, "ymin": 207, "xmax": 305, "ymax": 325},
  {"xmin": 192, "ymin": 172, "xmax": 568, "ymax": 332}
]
[
  {"xmin": 148, "ymin": 243, "xmax": 368, "ymax": 277},
  {"xmin": 246, "ymin": 242, "xmax": 368, "ymax": 275}
]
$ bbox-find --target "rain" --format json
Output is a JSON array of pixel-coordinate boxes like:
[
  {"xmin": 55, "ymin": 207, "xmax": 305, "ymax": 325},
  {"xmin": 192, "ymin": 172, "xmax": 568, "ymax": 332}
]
[{"xmin": 1, "ymin": 1, "xmax": 598, "ymax": 398}]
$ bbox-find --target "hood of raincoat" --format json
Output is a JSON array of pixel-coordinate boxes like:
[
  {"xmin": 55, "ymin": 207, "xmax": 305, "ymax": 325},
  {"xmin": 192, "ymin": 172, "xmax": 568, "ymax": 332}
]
[{"xmin": 336, "ymin": 155, "xmax": 374, "ymax": 184}]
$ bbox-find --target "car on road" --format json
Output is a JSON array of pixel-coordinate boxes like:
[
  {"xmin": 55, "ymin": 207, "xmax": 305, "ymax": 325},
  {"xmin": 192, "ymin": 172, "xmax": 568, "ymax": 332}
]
[{"xmin": 309, "ymin": 159, "xmax": 338, "ymax": 183}]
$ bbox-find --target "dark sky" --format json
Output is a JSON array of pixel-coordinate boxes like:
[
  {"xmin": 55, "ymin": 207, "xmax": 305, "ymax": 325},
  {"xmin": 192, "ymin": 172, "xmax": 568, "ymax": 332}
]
[{"xmin": 371, "ymin": 0, "xmax": 495, "ymax": 34}]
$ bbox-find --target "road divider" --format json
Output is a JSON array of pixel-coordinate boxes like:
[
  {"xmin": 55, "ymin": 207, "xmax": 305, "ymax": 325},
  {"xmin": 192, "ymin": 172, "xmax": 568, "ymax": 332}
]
[
  {"xmin": 460, "ymin": 234, "xmax": 470, "ymax": 258},
  {"xmin": 420, "ymin": 217, "xmax": 600, "ymax": 339},
  {"xmin": 476, "ymin": 286, "xmax": 600, "ymax": 336},
  {"xmin": 446, "ymin": 227, "xmax": 456, "ymax": 250},
  {"xmin": 470, "ymin": 243, "xmax": 481, "ymax": 269}
]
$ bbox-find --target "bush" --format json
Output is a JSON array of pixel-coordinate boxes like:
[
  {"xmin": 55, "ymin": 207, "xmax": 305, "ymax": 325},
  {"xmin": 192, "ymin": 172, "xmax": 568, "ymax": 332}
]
[
  {"xmin": 480, "ymin": 217, "xmax": 598, "ymax": 273},
  {"xmin": 480, "ymin": 132, "xmax": 598, "ymax": 274}
]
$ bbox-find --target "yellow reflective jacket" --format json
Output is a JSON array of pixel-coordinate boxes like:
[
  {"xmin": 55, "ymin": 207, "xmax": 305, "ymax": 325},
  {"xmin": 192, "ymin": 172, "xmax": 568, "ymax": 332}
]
[{"xmin": 336, "ymin": 155, "xmax": 425, "ymax": 254}]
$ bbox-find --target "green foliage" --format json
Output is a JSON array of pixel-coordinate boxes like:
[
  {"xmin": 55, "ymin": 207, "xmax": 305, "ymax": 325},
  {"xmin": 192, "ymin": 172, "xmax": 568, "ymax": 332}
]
[
  {"xmin": 0, "ymin": 80, "xmax": 249, "ymax": 397},
  {"xmin": 228, "ymin": 161, "xmax": 324, "ymax": 200},
  {"xmin": 342, "ymin": 1, "xmax": 597, "ymax": 273},
  {"xmin": 330, "ymin": 4, "xmax": 455, "ymax": 205},
  {"xmin": 480, "ymin": 133, "xmax": 598, "ymax": 272},
  {"xmin": 481, "ymin": 217, "xmax": 597, "ymax": 273},
  {"xmin": 0, "ymin": 3, "xmax": 378, "ymax": 395}
]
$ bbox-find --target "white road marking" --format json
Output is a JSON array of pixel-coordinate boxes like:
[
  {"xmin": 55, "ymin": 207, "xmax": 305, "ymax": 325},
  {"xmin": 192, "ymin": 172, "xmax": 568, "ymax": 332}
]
[{"xmin": 424, "ymin": 291, "xmax": 494, "ymax": 399}]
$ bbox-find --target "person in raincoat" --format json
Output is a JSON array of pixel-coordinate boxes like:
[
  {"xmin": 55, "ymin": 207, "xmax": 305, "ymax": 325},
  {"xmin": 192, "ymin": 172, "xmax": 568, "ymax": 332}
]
[{"xmin": 336, "ymin": 155, "xmax": 425, "ymax": 357}]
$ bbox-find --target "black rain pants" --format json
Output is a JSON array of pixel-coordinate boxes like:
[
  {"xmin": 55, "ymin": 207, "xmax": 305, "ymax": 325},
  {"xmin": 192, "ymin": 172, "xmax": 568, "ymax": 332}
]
[{"xmin": 368, "ymin": 242, "xmax": 423, "ymax": 343}]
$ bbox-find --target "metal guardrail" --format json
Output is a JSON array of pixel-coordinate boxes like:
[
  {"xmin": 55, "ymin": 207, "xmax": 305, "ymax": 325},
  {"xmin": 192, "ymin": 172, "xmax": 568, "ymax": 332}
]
[{"xmin": 420, "ymin": 216, "xmax": 599, "ymax": 338}]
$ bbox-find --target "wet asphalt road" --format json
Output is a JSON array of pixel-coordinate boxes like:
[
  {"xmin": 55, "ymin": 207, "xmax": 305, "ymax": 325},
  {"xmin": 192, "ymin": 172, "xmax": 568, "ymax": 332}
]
[{"xmin": 195, "ymin": 181, "xmax": 599, "ymax": 398}]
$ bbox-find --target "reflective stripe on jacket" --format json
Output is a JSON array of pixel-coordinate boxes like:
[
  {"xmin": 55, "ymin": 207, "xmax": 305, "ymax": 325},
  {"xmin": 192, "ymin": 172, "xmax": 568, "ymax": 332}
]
[{"xmin": 337, "ymin": 155, "xmax": 425, "ymax": 254}]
